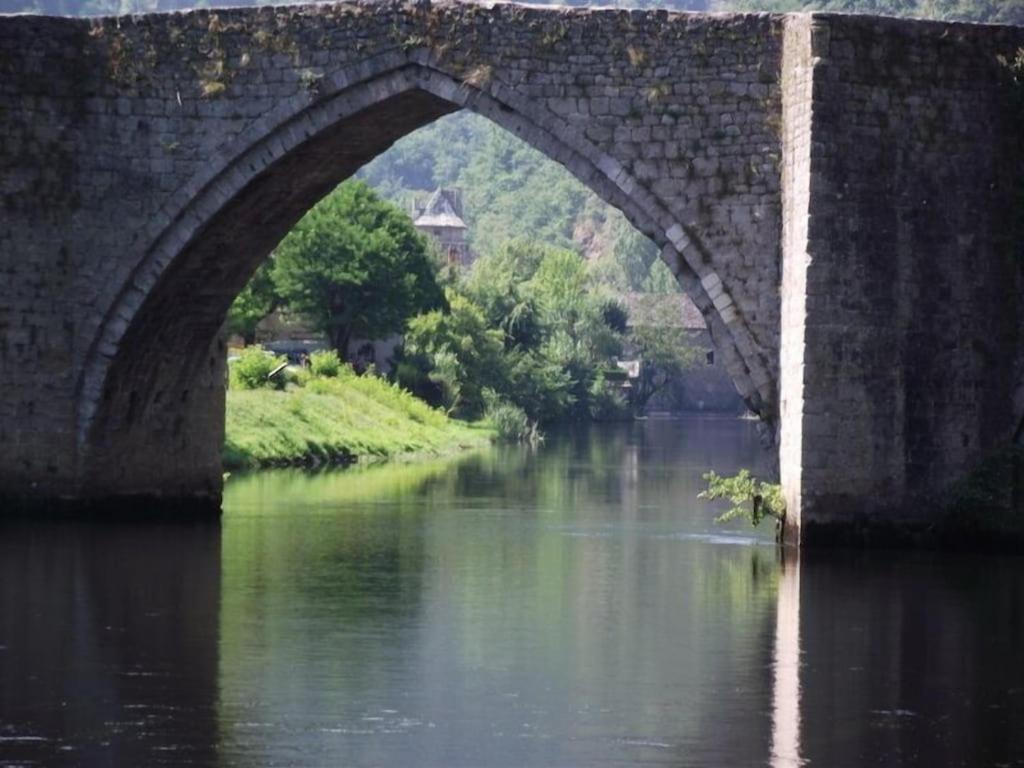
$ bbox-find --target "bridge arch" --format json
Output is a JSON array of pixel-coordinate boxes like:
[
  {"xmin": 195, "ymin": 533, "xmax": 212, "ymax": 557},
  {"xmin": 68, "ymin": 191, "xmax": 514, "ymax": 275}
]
[
  {"xmin": 3, "ymin": 6, "xmax": 1020, "ymax": 541},
  {"xmin": 76, "ymin": 52, "xmax": 773, "ymax": 497}
]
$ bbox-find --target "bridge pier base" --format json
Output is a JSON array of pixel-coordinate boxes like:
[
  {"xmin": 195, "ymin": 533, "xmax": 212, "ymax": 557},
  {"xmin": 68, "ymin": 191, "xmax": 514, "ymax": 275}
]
[{"xmin": 779, "ymin": 15, "xmax": 1024, "ymax": 546}]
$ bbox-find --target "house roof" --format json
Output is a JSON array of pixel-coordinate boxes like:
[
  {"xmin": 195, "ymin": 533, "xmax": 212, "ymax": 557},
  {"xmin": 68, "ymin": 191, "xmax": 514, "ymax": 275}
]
[
  {"xmin": 413, "ymin": 188, "xmax": 467, "ymax": 230},
  {"xmin": 622, "ymin": 292, "xmax": 706, "ymax": 331}
]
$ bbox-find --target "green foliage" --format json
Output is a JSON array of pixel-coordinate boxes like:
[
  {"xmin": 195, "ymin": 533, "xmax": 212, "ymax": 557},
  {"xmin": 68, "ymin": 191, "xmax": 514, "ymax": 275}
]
[
  {"xmin": 401, "ymin": 242, "xmax": 631, "ymax": 423},
  {"xmin": 629, "ymin": 304, "xmax": 703, "ymax": 411},
  {"xmin": 587, "ymin": 372, "xmax": 632, "ymax": 421},
  {"xmin": 456, "ymin": 123, "xmax": 590, "ymax": 257},
  {"xmin": 483, "ymin": 392, "xmax": 541, "ymax": 443},
  {"xmin": 588, "ymin": 211, "xmax": 673, "ymax": 294},
  {"xmin": 272, "ymin": 180, "xmax": 444, "ymax": 358},
  {"xmin": 402, "ymin": 289, "xmax": 508, "ymax": 418},
  {"xmin": 224, "ymin": 372, "xmax": 491, "ymax": 469},
  {"xmin": 503, "ymin": 348, "xmax": 577, "ymax": 422},
  {"xmin": 225, "ymin": 258, "xmax": 277, "ymax": 344},
  {"xmin": 309, "ymin": 349, "xmax": 341, "ymax": 378},
  {"xmin": 361, "ymin": 112, "xmax": 674, "ymax": 297},
  {"xmin": 600, "ymin": 300, "xmax": 630, "ymax": 335},
  {"xmin": 229, "ymin": 345, "xmax": 287, "ymax": 390},
  {"xmin": 358, "ymin": 111, "xmax": 481, "ymax": 199},
  {"xmin": 699, "ymin": 470, "xmax": 786, "ymax": 528}
]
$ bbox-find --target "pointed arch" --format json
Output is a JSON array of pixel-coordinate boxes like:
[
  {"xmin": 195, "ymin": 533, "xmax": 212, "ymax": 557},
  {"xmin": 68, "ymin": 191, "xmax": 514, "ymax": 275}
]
[{"xmin": 75, "ymin": 53, "xmax": 774, "ymax": 468}]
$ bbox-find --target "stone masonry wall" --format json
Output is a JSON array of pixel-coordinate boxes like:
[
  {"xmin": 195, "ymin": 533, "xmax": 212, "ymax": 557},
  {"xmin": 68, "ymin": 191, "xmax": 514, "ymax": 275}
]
[
  {"xmin": 789, "ymin": 14, "xmax": 1024, "ymax": 538},
  {"xmin": 0, "ymin": 2, "xmax": 785, "ymax": 505},
  {"xmin": 1, "ymin": 3, "xmax": 1022, "ymax": 539}
]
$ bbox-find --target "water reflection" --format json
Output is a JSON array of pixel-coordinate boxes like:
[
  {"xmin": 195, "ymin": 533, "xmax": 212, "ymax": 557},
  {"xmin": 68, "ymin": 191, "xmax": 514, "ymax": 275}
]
[
  {"xmin": 799, "ymin": 550, "xmax": 1024, "ymax": 768},
  {"xmin": 3, "ymin": 419, "xmax": 1024, "ymax": 766},
  {"xmin": 771, "ymin": 550, "xmax": 802, "ymax": 768},
  {"xmin": 0, "ymin": 521, "xmax": 220, "ymax": 766},
  {"xmin": 216, "ymin": 419, "xmax": 781, "ymax": 766}
]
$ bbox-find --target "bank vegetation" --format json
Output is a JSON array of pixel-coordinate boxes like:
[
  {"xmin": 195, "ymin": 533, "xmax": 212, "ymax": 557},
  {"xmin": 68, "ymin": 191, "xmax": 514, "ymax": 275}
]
[{"xmin": 224, "ymin": 349, "xmax": 491, "ymax": 470}]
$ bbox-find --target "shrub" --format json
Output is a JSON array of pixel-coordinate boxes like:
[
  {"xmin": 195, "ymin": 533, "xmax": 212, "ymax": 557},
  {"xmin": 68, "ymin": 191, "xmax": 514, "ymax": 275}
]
[
  {"xmin": 484, "ymin": 390, "xmax": 541, "ymax": 443},
  {"xmin": 588, "ymin": 372, "xmax": 631, "ymax": 421},
  {"xmin": 700, "ymin": 469, "xmax": 786, "ymax": 529},
  {"xmin": 309, "ymin": 349, "xmax": 342, "ymax": 378},
  {"xmin": 229, "ymin": 346, "xmax": 287, "ymax": 390},
  {"xmin": 489, "ymin": 403, "xmax": 534, "ymax": 442}
]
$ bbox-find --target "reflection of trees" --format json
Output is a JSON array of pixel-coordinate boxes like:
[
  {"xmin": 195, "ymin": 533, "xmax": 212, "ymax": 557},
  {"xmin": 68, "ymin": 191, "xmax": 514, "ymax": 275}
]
[
  {"xmin": 220, "ymin": 466, "xmax": 441, "ymax": 744},
  {"xmin": 217, "ymin": 419, "xmax": 782, "ymax": 765},
  {"xmin": 407, "ymin": 423, "xmax": 781, "ymax": 765}
]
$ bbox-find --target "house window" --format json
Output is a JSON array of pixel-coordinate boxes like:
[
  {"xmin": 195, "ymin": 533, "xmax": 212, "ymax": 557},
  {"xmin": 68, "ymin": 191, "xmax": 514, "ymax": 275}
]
[{"xmin": 706, "ymin": 350, "xmax": 715, "ymax": 366}]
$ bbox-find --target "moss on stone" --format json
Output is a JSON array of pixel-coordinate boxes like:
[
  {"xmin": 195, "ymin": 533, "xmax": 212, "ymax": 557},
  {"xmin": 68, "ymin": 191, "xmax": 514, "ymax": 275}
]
[{"xmin": 943, "ymin": 446, "xmax": 1024, "ymax": 536}]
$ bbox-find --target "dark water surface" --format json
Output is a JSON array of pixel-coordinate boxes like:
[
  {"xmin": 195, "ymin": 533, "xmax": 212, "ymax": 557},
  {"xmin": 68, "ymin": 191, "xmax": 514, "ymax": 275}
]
[{"xmin": 2, "ymin": 418, "xmax": 1024, "ymax": 767}]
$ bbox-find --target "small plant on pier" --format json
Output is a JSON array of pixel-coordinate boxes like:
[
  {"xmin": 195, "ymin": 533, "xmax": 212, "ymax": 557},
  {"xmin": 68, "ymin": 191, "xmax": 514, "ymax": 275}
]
[{"xmin": 700, "ymin": 470, "xmax": 786, "ymax": 532}]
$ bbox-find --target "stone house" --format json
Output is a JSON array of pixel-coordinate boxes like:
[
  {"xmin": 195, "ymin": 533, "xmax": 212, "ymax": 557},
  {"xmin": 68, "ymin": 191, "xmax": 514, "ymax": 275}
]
[{"xmin": 412, "ymin": 188, "xmax": 473, "ymax": 268}]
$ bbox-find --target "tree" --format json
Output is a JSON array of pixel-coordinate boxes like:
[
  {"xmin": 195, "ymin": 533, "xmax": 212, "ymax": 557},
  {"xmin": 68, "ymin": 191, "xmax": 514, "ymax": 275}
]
[
  {"xmin": 225, "ymin": 258, "xmax": 277, "ymax": 345},
  {"xmin": 628, "ymin": 300, "xmax": 702, "ymax": 412},
  {"xmin": 402, "ymin": 289, "xmax": 507, "ymax": 417},
  {"xmin": 272, "ymin": 180, "xmax": 444, "ymax": 359}
]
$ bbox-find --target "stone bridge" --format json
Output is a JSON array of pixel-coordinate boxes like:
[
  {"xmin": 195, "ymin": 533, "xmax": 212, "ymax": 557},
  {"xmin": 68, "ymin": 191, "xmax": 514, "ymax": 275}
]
[{"xmin": 1, "ymin": 1, "xmax": 1022, "ymax": 543}]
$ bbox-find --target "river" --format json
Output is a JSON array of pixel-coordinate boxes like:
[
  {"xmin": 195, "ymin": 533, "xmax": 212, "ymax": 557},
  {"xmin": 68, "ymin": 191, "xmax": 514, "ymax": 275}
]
[{"xmin": 1, "ymin": 418, "xmax": 1023, "ymax": 766}]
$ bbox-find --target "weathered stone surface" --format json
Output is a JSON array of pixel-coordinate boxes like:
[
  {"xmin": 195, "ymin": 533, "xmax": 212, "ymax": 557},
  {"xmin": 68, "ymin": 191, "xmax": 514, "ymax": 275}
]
[
  {"xmin": 781, "ymin": 14, "xmax": 1024, "ymax": 542},
  {"xmin": 0, "ymin": 2, "xmax": 1020, "ymax": 543}
]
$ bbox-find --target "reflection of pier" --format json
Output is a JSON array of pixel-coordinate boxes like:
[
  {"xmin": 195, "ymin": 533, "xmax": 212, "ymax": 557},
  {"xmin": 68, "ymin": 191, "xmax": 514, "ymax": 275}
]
[
  {"xmin": 771, "ymin": 549, "xmax": 802, "ymax": 768},
  {"xmin": 774, "ymin": 551, "xmax": 1024, "ymax": 767},
  {"xmin": 0, "ymin": 522, "xmax": 221, "ymax": 765}
]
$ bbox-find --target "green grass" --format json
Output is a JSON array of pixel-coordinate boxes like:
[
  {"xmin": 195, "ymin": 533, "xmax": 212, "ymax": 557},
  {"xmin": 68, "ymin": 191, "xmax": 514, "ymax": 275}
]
[{"xmin": 224, "ymin": 373, "xmax": 493, "ymax": 470}]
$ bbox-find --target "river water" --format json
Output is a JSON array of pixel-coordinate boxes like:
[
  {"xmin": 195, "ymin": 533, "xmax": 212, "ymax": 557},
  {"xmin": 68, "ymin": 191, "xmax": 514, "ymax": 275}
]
[{"xmin": 2, "ymin": 418, "xmax": 1023, "ymax": 767}]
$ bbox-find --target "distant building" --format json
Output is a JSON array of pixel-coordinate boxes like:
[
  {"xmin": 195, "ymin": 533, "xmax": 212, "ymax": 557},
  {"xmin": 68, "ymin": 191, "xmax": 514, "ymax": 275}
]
[
  {"xmin": 412, "ymin": 188, "xmax": 473, "ymax": 268},
  {"xmin": 622, "ymin": 292, "xmax": 745, "ymax": 414},
  {"xmin": 249, "ymin": 311, "xmax": 400, "ymax": 374}
]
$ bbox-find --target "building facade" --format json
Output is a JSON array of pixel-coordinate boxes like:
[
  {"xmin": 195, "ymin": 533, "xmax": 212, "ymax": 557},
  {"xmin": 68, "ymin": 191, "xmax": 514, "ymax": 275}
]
[{"xmin": 412, "ymin": 188, "xmax": 473, "ymax": 268}]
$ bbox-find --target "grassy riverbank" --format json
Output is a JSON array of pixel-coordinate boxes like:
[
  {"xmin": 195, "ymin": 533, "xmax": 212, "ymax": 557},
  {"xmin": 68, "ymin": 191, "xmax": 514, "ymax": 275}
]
[{"xmin": 224, "ymin": 372, "xmax": 492, "ymax": 470}]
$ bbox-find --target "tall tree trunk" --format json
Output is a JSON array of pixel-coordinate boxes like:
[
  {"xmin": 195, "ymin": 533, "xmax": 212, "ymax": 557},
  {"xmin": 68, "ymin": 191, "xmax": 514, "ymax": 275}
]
[{"xmin": 330, "ymin": 326, "xmax": 352, "ymax": 362}]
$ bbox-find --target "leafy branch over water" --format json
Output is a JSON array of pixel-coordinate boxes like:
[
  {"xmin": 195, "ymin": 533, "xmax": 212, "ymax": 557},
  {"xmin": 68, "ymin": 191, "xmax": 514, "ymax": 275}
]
[{"xmin": 700, "ymin": 470, "xmax": 785, "ymax": 529}]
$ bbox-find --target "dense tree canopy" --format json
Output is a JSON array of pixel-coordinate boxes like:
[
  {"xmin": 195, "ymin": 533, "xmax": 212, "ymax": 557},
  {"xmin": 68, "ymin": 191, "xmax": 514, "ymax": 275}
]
[
  {"xmin": 271, "ymin": 180, "xmax": 444, "ymax": 358},
  {"xmin": 400, "ymin": 242, "xmax": 638, "ymax": 422},
  {"xmin": 225, "ymin": 259, "xmax": 277, "ymax": 345}
]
